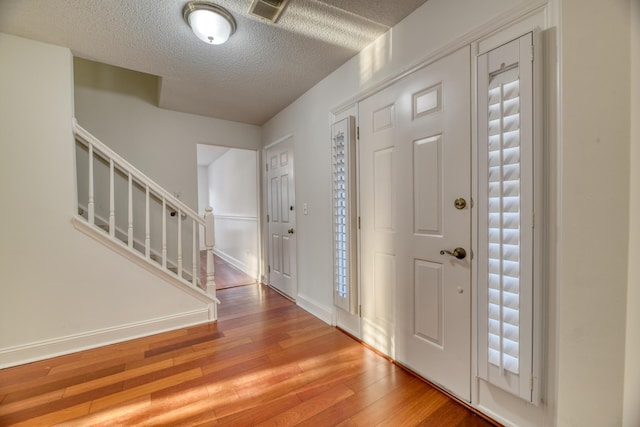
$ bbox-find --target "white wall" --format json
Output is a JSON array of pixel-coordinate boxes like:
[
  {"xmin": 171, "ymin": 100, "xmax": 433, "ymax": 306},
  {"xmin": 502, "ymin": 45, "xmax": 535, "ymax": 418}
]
[
  {"xmin": 624, "ymin": 1, "xmax": 640, "ymax": 426},
  {"xmin": 197, "ymin": 165, "xmax": 209, "ymax": 250},
  {"xmin": 197, "ymin": 166, "xmax": 209, "ymax": 215},
  {"xmin": 0, "ymin": 33, "xmax": 211, "ymax": 368},
  {"xmin": 208, "ymin": 149, "xmax": 259, "ymax": 278},
  {"xmin": 556, "ymin": 0, "xmax": 630, "ymax": 425}
]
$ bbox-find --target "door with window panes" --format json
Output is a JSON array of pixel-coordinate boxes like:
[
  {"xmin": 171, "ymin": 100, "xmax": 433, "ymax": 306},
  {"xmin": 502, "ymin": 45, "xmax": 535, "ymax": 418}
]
[{"xmin": 358, "ymin": 46, "xmax": 472, "ymax": 400}]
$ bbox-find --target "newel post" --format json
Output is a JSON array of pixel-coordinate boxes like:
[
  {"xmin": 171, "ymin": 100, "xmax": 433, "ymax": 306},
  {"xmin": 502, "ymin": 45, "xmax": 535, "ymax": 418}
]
[{"xmin": 204, "ymin": 207, "xmax": 216, "ymax": 297}]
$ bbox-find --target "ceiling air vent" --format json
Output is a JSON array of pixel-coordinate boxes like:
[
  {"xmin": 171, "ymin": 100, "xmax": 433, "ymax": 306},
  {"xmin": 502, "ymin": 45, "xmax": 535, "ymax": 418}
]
[{"xmin": 249, "ymin": 0, "xmax": 289, "ymax": 23}]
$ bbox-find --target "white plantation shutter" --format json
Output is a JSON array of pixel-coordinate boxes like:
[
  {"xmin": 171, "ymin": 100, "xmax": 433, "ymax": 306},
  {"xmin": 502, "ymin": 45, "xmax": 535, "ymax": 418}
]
[
  {"xmin": 487, "ymin": 67, "xmax": 522, "ymax": 375},
  {"xmin": 478, "ymin": 33, "xmax": 541, "ymax": 403},
  {"xmin": 332, "ymin": 116, "xmax": 358, "ymax": 313}
]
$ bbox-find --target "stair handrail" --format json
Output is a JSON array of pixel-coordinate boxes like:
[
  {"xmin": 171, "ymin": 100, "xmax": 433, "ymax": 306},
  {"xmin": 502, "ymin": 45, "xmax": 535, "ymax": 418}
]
[{"xmin": 72, "ymin": 119, "xmax": 217, "ymax": 311}]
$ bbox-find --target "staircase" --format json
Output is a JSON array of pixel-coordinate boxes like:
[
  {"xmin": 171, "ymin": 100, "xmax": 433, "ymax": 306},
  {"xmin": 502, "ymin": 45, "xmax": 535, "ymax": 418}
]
[{"xmin": 71, "ymin": 119, "xmax": 219, "ymax": 319}]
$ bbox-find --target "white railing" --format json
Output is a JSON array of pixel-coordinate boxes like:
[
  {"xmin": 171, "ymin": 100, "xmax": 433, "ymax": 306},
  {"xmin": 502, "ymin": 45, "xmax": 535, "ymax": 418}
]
[{"xmin": 72, "ymin": 119, "xmax": 218, "ymax": 315}]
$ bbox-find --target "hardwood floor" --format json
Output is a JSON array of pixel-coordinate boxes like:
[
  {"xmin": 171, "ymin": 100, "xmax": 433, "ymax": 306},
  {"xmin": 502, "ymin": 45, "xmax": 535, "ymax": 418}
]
[
  {"xmin": 0, "ymin": 284, "xmax": 496, "ymax": 426},
  {"xmin": 213, "ymin": 255, "xmax": 256, "ymax": 290},
  {"xmin": 201, "ymin": 254, "xmax": 257, "ymax": 290}
]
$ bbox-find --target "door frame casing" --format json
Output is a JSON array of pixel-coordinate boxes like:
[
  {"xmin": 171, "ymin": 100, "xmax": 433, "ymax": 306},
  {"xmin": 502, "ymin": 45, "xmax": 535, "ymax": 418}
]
[{"xmin": 196, "ymin": 144, "xmax": 262, "ymax": 281}]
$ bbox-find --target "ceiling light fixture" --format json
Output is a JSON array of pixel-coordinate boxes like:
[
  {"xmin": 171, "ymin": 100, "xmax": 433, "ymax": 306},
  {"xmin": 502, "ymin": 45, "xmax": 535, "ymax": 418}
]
[{"xmin": 183, "ymin": 2, "xmax": 236, "ymax": 45}]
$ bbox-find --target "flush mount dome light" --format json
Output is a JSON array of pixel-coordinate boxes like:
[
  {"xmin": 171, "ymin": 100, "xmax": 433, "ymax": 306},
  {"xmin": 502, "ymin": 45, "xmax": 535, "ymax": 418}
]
[{"xmin": 183, "ymin": 2, "xmax": 236, "ymax": 45}]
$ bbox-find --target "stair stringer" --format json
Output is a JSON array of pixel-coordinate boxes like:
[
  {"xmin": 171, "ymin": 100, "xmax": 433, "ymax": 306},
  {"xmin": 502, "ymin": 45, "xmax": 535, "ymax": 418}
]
[{"xmin": 71, "ymin": 216, "xmax": 219, "ymax": 312}]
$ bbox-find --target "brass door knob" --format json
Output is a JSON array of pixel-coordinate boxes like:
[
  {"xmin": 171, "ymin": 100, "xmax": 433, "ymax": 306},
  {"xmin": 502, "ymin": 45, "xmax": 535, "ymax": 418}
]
[
  {"xmin": 454, "ymin": 198, "xmax": 467, "ymax": 210},
  {"xmin": 288, "ymin": 228, "xmax": 295, "ymax": 234},
  {"xmin": 440, "ymin": 247, "xmax": 466, "ymax": 259}
]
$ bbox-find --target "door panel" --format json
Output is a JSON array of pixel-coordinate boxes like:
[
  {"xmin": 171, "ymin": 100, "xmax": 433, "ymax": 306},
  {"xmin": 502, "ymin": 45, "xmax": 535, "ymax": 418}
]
[
  {"xmin": 373, "ymin": 148, "xmax": 395, "ymax": 231},
  {"xmin": 414, "ymin": 135, "xmax": 442, "ymax": 235},
  {"xmin": 359, "ymin": 46, "xmax": 471, "ymax": 400},
  {"xmin": 374, "ymin": 252, "xmax": 396, "ymax": 324},
  {"xmin": 270, "ymin": 177, "xmax": 280, "ymax": 222},
  {"xmin": 266, "ymin": 137, "xmax": 296, "ymax": 299},
  {"xmin": 282, "ymin": 236, "xmax": 291, "ymax": 276},
  {"xmin": 414, "ymin": 259, "xmax": 443, "ymax": 346},
  {"xmin": 281, "ymin": 175, "xmax": 289, "ymax": 223}
]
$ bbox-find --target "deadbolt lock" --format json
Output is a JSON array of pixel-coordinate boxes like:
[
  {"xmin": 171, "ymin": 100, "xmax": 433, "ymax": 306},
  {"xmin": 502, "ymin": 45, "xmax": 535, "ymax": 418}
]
[{"xmin": 454, "ymin": 198, "xmax": 467, "ymax": 210}]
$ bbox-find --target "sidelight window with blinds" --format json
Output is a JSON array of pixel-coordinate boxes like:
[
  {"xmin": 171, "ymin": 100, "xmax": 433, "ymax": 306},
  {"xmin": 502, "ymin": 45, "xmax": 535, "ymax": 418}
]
[
  {"xmin": 477, "ymin": 33, "xmax": 542, "ymax": 403},
  {"xmin": 332, "ymin": 116, "xmax": 358, "ymax": 314}
]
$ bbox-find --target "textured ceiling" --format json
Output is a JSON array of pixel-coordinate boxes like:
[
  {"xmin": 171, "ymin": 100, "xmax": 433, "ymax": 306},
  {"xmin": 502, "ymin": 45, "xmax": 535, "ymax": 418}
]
[{"xmin": 0, "ymin": 0, "xmax": 428, "ymax": 125}]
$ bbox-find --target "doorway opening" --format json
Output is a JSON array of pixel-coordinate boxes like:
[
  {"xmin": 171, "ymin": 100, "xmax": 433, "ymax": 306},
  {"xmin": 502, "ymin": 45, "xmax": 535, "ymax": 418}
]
[{"xmin": 197, "ymin": 144, "xmax": 260, "ymax": 290}]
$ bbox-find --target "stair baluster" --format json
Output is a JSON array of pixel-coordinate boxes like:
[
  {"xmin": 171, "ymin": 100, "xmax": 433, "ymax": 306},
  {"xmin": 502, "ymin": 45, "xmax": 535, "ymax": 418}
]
[
  {"xmin": 88, "ymin": 144, "xmax": 95, "ymax": 225},
  {"xmin": 109, "ymin": 159, "xmax": 115, "ymax": 237},
  {"xmin": 162, "ymin": 198, "xmax": 167, "ymax": 268},
  {"xmin": 205, "ymin": 207, "xmax": 216, "ymax": 296},
  {"xmin": 145, "ymin": 185, "xmax": 151, "ymax": 259},
  {"xmin": 177, "ymin": 208, "xmax": 183, "ymax": 279},
  {"xmin": 192, "ymin": 222, "xmax": 198, "ymax": 287},
  {"xmin": 127, "ymin": 173, "xmax": 133, "ymax": 248}
]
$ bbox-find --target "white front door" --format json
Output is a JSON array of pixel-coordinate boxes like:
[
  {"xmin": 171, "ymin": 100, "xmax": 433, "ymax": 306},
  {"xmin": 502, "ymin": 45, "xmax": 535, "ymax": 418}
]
[
  {"xmin": 266, "ymin": 137, "xmax": 297, "ymax": 299},
  {"xmin": 359, "ymin": 46, "xmax": 471, "ymax": 400}
]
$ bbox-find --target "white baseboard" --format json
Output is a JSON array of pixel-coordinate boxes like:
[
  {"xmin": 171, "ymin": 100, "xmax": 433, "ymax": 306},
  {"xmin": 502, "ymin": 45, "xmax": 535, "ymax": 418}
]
[
  {"xmin": 296, "ymin": 294, "xmax": 333, "ymax": 325},
  {"xmin": 0, "ymin": 309, "xmax": 211, "ymax": 369}
]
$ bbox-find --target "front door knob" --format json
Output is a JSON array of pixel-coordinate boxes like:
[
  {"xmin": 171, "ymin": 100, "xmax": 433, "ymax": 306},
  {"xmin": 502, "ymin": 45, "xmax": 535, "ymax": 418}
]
[
  {"xmin": 288, "ymin": 228, "xmax": 295, "ymax": 234},
  {"xmin": 440, "ymin": 247, "xmax": 466, "ymax": 259},
  {"xmin": 454, "ymin": 198, "xmax": 467, "ymax": 210}
]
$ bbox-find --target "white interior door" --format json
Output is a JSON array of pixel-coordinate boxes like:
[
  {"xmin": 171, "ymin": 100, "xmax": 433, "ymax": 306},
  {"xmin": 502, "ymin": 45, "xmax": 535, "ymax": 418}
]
[
  {"xmin": 266, "ymin": 137, "xmax": 296, "ymax": 299},
  {"xmin": 359, "ymin": 46, "xmax": 471, "ymax": 400}
]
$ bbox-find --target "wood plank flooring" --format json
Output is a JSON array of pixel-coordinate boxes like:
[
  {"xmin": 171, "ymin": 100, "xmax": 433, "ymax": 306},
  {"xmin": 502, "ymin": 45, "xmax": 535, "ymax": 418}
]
[
  {"xmin": 212, "ymin": 256, "xmax": 256, "ymax": 290},
  {"xmin": 200, "ymin": 254, "xmax": 257, "ymax": 290},
  {"xmin": 0, "ymin": 284, "xmax": 497, "ymax": 426}
]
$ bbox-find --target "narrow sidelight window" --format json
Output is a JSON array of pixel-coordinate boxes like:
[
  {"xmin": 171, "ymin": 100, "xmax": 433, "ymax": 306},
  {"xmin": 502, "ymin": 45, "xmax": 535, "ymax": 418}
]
[
  {"xmin": 477, "ymin": 32, "xmax": 542, "ymax": 403},
  {"xmin": 332, "ymin": 116, "xmax": 358, "ymax": 314}
]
